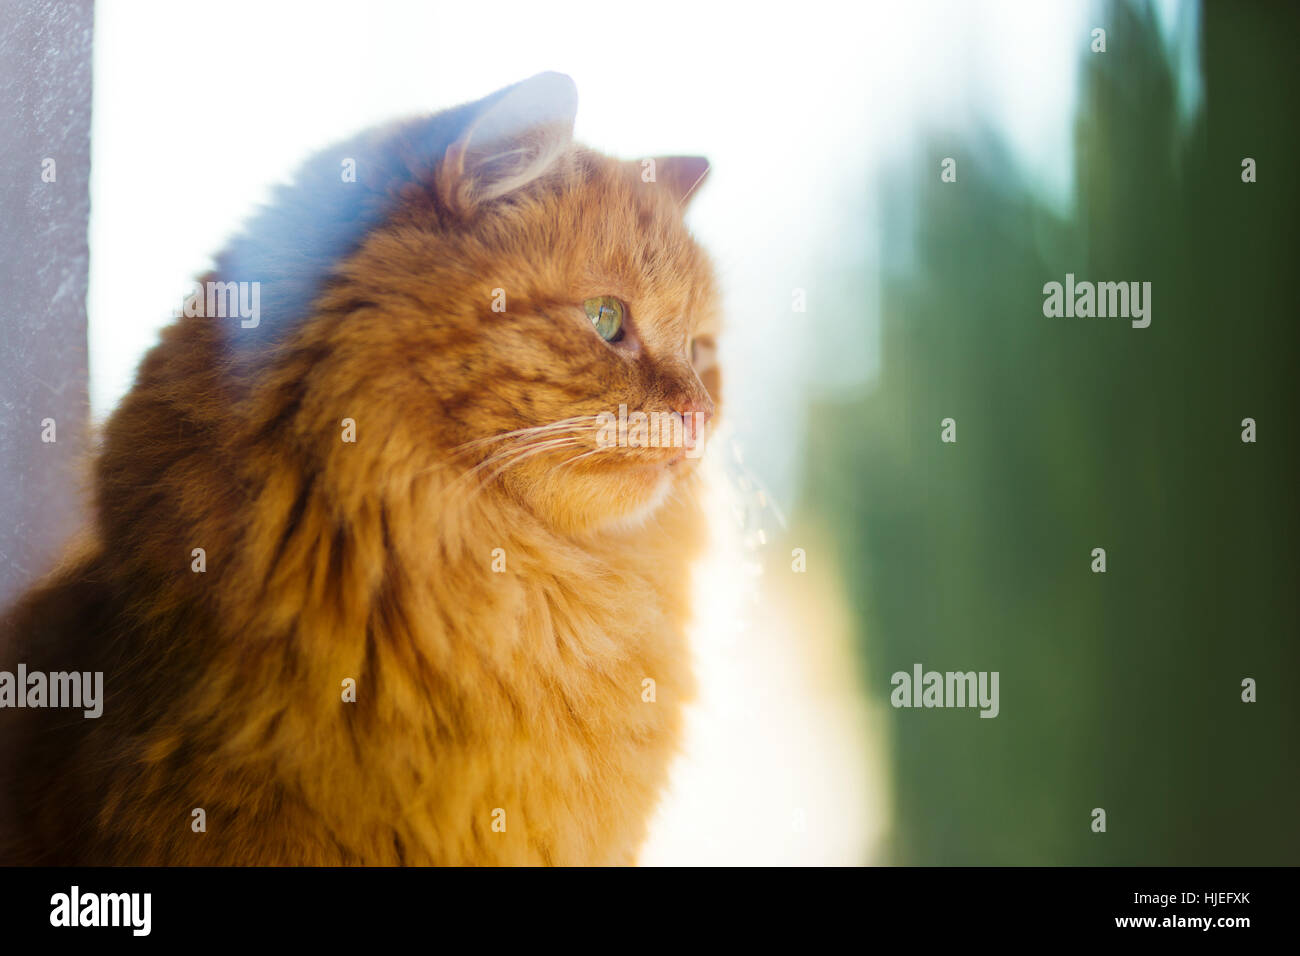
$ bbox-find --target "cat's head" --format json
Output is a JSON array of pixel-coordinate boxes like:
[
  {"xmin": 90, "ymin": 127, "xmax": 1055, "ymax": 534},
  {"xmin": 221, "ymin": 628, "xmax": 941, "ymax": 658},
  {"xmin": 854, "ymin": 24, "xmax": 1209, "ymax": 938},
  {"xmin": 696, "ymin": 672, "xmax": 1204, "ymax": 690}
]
[{"xmin": 213, "ymin": 72, "xmax": 720, "ymax": 535}]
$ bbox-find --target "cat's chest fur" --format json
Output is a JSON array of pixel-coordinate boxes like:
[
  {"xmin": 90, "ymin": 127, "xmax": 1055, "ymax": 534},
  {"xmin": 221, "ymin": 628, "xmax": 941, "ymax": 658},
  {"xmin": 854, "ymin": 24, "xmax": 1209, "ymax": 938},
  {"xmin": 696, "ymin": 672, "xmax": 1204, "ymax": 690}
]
[{"xmin": 331, "ymin": 495, "xmax": 701, "ymax": 866}]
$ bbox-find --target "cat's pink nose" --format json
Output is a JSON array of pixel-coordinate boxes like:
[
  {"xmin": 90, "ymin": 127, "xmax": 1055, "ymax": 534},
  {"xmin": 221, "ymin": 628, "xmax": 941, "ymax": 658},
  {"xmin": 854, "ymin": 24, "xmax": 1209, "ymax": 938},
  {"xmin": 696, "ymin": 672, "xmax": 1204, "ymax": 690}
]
[{"xmin": 677, "ymin": 398, "xmax": 713, "ymax": 445}]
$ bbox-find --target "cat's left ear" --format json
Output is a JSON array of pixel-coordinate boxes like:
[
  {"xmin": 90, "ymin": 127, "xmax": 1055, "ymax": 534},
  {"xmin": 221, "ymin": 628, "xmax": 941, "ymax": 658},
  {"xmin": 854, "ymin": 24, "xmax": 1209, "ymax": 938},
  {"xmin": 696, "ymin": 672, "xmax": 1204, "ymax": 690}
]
[
  {"xmin": 651, "ymin": 156, "xmax": 710, "ymax": 208},
  {"xmin": 436, "ymin": 72, "xmax": 578, "ymax": 217}
]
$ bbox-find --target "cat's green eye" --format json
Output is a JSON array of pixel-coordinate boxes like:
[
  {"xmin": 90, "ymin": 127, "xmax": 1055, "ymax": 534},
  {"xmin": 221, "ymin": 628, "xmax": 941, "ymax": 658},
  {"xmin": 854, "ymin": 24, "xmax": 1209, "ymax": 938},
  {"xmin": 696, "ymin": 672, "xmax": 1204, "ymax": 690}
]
[{"xmin": 584, "ymin": 296, "xmax": 625, "ymax": 342}]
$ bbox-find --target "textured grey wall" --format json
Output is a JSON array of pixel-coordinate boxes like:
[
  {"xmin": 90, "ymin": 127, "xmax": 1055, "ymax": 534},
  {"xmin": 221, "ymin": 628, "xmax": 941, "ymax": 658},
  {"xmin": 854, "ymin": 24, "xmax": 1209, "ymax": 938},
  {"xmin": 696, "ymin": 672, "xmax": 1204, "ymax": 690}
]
[{"xmin": 0, "ymin": 2, "xmax": 93, "ymax": 607}]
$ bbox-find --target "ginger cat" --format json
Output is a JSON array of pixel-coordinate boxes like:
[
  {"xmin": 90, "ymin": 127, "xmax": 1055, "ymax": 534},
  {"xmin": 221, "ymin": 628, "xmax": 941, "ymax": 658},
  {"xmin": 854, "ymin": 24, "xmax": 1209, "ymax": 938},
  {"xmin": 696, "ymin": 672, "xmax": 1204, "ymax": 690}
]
[{"xmin": 0, "ymin": 73, "xmax": 720, "ymax": 865}]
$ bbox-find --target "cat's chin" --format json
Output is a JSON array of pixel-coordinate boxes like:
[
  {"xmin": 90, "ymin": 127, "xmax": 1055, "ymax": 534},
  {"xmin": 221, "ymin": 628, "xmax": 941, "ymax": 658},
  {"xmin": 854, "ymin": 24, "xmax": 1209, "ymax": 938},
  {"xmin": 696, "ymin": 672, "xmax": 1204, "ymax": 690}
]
[
  {"xmin": 600, "ymin": 467, "xmax": 677, "ymax": 532},
  {"xmin": 514, "ymin": 454, "xmax": 691, "ymax": 535}
]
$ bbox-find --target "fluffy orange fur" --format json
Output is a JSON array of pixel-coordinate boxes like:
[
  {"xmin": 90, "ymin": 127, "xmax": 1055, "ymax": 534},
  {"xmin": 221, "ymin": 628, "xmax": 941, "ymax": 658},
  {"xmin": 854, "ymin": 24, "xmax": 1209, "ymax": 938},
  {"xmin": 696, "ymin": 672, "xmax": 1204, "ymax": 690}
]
[{"xmin": 0, "ymin": 73, "xmax": 720, "ymax": 865}]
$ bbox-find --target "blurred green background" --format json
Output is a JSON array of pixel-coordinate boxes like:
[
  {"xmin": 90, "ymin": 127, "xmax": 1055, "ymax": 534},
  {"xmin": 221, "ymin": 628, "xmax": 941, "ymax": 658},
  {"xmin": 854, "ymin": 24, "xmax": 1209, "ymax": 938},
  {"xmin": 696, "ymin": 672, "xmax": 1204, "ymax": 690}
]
[{"xmin": 792, "ymin": 0, "xmax": 1299, "ymax": 864}]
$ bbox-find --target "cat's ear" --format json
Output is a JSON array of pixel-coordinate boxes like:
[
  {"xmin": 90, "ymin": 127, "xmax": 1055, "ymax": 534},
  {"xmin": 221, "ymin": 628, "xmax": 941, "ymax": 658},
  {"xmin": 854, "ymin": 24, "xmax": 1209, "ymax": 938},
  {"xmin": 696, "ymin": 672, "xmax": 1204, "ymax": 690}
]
[
  {"xmin": 651, "ymin": 156, "xmax": 710, "ymax": 208},
  {"xmin": 436, "ymin": 72, "xmax": 578, "ymax": 217}
]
